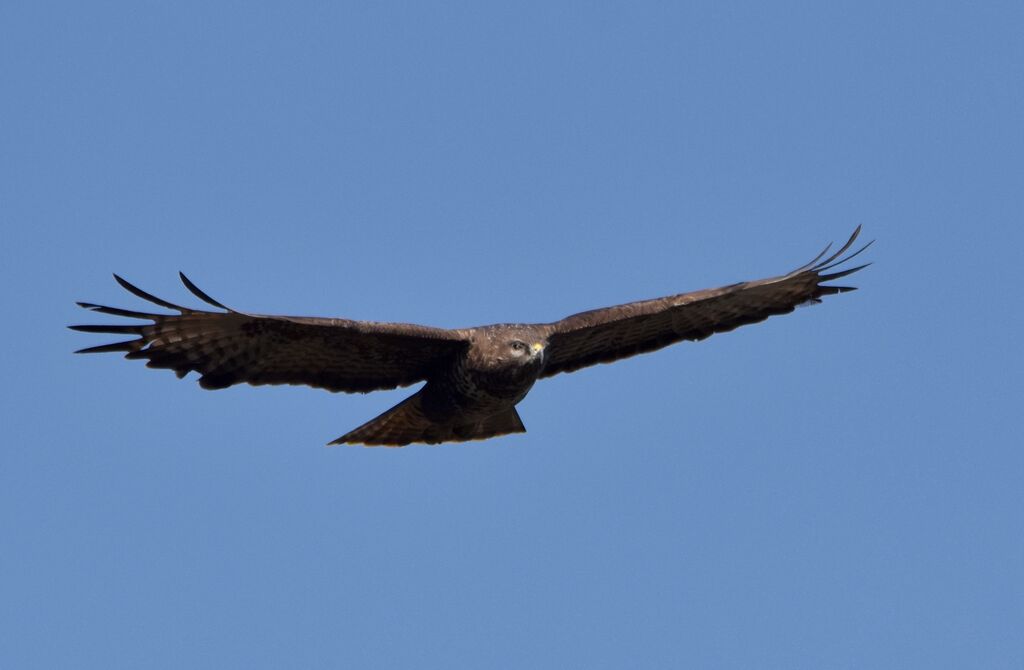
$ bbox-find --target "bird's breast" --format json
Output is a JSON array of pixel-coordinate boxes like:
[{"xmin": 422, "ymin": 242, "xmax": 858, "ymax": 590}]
[{"xmin": 445, "ymin": 355, "xmax": 540, "ymax": 409}]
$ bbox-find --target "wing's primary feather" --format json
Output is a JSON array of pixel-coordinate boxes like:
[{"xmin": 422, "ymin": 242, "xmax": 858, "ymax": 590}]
[
  {"xmin": 541, "ymin": 227, "xmax": 871, "ymax": 377},
  {"xmin": 71, "ymin": 274, "xmax": 470, "ymax": 393}
]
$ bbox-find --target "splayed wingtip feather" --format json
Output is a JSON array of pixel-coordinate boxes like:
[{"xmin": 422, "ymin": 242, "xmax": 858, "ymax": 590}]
[{"xmin": 179, "ymin": 272, "xmax": 231, "ymax": 311}]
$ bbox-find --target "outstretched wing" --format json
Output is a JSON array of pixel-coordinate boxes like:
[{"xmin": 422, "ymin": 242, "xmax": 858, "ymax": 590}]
[
  {"xmin": 71, "ymin": 273, "xmax": 470, "ymax": 393},
  {"xmin": 540, "ymin": 227, "xmax": 871, "ymax": 378}
]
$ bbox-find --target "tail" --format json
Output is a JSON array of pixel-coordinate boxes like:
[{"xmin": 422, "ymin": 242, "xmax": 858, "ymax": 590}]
[{"xmin": 329, "ymin": 391, "xmax": 526, "ymax": 447}]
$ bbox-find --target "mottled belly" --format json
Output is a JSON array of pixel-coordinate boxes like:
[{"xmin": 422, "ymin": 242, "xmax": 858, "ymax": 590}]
[{"xmin": 420, "ymin": 360, "xmax": 537, "ymax": 423}]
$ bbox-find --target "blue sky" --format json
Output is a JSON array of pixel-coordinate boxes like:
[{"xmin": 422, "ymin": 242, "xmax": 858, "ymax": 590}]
[{"xmin": 2, "ymin": 1, "xmax": 1021, "ymax": 668}]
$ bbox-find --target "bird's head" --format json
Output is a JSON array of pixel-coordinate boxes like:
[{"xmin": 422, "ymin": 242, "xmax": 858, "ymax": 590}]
[
  {"xmin": 468, "ymin": 327, "xmax": 548, "ymax": 374},
  {"xmin": 506, "ymin": 338, "xmax": 546, "ymax": 366}
]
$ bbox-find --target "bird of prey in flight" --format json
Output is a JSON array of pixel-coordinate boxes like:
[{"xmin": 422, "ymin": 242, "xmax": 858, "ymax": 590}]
[{"xmin": 72, "ymin": 227, "xmax": 871, "ymax": 446}]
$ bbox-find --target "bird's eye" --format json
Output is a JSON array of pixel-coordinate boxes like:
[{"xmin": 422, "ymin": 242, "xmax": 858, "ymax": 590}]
[{"xmin": 510, "ymin": 340, "xmax": 527, "ymax": 352}]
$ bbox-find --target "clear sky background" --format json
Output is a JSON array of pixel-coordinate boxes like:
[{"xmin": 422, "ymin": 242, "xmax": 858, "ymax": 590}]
[{"xmin": 2, "ymin": 2, "xmax": 1021, "ymax": 668}]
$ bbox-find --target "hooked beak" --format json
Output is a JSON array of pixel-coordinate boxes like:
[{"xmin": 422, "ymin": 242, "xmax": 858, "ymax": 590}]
[{"xmin": 531, "ymin": 342, "xmax": 545, "ymax": 360}]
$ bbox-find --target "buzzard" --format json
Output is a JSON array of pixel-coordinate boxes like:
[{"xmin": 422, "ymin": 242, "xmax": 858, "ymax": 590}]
[{"xmin": 72, "ymin": 227, "xmax": 870, "ymax": 446}]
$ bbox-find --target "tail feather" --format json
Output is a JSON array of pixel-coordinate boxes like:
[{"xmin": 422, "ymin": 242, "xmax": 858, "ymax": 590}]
[{"xmin": 330, "ymin": 392, "xmax": 526, "ymax": 447}]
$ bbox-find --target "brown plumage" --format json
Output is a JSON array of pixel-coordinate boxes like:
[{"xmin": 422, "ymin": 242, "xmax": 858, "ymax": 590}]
[{"xmin": 71, "ymin": 227, "xmax": 871, "ymax": 446}]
